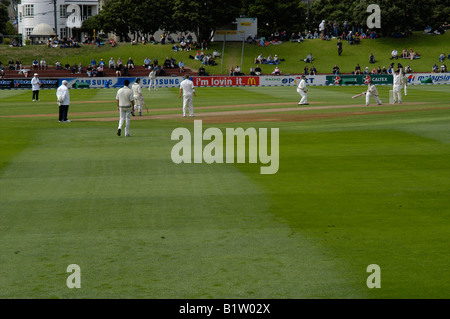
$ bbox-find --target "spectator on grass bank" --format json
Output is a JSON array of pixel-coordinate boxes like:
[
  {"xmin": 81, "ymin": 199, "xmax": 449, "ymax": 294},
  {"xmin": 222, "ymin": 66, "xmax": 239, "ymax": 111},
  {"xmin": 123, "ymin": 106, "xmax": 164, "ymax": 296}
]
[
  {"xmin": 115, "ymin": 64, "xmax": 122, "ymax": 77},
  {"xmin": 97, "ymin": 64, "xmax": 104, "ymax": 77},
  {"xmin": 391, "ymin": 49, "xmax": 398, "ymax": 59},
  {"xmin": 87, "ymin": 65, "xmax": 92, "ymax": 77},
  {"xmin": 272, "ymin": 66, "xmax": 281, "ymax": 75},
  {"xmin": 234, "ymin": 65, "xmax": 242, "ymax": 76},
  {"xmin": 432, "ymin": 63, "xmax": 439, "ymax": 73},
  {"xmin": 337, "ymin": 39, "xmax": 343, "ymax": 56},
  {"xmin": 179, "ymin": 60, "xmax": 185, "ymax": 73},
  {"xmin": 127, "ymin": 57, "xmax": 135, "ymax": 69},
  {"xmin": 304, "ymin": 53, "xmax": 314, "ymax": 63},
  {"xmin": 144, "ymin": 57, "xmax": 151, "ymax": 69},
  {"xmin": 109, "ymin": 57, "xmax": 116, "ymax": 69},
  {"xmin": 438, "ymin": 53, "xmax": 446, "ymax": 62},
  {"xmin": 71, "ymin": 62, "xmax": 77, "ymax": 74},
  {"xmin": 199, "ymin": 65, "xmax": 206, "ymax": 76},
  {"xmin": 56, "ymin": 61, "xmax": 62, "ymax": 70},
  {"xmin": 255, "ymin": 65, "xmax": 262, "ymax": 76},
  {"xmin": 354, "ymin": 64, "xmax": 361, "ymax": 75},
  {"xmin": 332, "ymin": 64, "xmax": 340, "ymax": 75},
  {"xmin": 309, "ymin": 65, "xmax": 317, "ymax": 75},
  {"xmin": 40, "ymin": 58, "xmax": 47, "ymax": 70},
  {"xmin": 402, "ymin": 48, "xmax": 408, "ymax": 59},
  {"xmin": 303, "ymin": 65, "xmax": 308, "ymax": 75},
  {"xmin": 16, "ymin": 59, "xmax": 22, "ymax": 70},
  {"xmin": 377, "ymin": 66, "xmax": 382, "ymax": 74}
]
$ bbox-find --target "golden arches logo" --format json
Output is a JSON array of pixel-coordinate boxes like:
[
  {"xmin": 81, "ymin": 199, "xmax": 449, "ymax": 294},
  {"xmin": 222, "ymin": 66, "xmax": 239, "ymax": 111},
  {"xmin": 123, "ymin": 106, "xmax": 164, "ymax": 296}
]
[{"xmin": 247, "ymin": 77, "xmax": 257, "ymax": 85}]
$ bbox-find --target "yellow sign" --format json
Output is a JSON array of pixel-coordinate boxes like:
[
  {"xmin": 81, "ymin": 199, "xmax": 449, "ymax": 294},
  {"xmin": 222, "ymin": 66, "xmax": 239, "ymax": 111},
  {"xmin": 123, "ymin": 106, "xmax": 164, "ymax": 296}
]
[
  {"xmin": 247, "ymin": 78, "xmax": 257, "ymax": 85},
  {"xmin": 240, "ymin": 22, "xmax": 252, "ymax": 26},
  {"xmin": 216, "ymin": 30, "xmax": 238, "ymax": 35}
]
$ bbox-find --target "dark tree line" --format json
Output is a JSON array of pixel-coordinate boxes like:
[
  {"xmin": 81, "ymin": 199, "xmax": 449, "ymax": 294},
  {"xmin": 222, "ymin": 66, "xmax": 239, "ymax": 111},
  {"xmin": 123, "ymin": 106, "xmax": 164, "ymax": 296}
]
[{"xmin": 81, "ymin": 0, "xmax": 450, "ymax": 42}]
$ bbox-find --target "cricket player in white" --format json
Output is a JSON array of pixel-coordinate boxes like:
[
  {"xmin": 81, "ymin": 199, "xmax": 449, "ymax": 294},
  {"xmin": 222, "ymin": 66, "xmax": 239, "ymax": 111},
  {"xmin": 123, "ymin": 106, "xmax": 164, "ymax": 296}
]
[
  {"xmin": 148, "ymin": 68, "xmax": 157, "ymax": 91},
  {"xmin": 392, "ymin": 68, "xmax": 402, "ymax": 103},
  {"xmin": 132, "ymin": 78, "xmax": 144, "ymax": 116},
  {"xmin": 366, "ymin": 79, "xmax": 382, "ymax": 106},
  {"xmin": 297, "ymin": 75, "xmax": 308, "ymax": 105},
  {"xmin": 116, "ymin": 80, "xmax": 134, "ymax": 137},
  {"xmin": 179, "ymin": 74, "xmax": 196, "ymax": 117},
  {"xmin": 402, "ymin": 71, "xmax": 408, "ymax": 96}
]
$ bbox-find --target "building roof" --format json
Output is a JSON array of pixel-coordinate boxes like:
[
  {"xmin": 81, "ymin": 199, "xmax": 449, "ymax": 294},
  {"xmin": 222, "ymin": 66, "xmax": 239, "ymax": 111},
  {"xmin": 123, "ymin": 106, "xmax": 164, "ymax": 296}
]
[{"xmin": 32, "ymin": 23, "xmax": 55, "ymax": 36}]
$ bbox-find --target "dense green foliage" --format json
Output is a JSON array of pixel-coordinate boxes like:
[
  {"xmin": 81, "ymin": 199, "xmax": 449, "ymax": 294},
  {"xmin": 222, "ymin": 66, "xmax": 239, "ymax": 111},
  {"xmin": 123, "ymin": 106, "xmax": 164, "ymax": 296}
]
[{"xmin": 82, "ymin": 0, "xmax": 450, "ymax": 43}]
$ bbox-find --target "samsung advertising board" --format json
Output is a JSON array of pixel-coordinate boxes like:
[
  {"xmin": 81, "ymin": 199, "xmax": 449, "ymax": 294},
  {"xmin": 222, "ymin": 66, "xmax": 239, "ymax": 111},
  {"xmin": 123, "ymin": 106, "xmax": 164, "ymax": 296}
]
[
  {"xmin": 0, "ymin": 79, "xmax": 59, "ymax": 89},
  {"xmin": 59, "ymin": 77, "xmax": 184, "ymax": 89}
]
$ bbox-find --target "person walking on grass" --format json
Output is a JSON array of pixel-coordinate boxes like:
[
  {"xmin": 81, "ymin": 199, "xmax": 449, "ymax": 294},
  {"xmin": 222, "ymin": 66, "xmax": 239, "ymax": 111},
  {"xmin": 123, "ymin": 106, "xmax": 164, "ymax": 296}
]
[
  {"xmin": 132, "ymin": 78, "xmax": 144, "ymax": 116},
  {"xmin": 297, "ymin": 75, "xmax": 308, "ymax": 105},
  {"xmin": 116, "ymin": 80, "xmax": 134, "ymax": 137},
  {"xmin": 56, "ymin": 80, "xmax": 70, "ymax": 122},
  {"xmin": 179, "ymin": 74, "xmax": 196, "ymax": 117}
]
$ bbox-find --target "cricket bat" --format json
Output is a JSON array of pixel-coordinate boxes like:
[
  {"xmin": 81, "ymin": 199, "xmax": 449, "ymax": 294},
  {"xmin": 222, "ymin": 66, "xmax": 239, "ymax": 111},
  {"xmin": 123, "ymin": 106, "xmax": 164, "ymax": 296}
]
[{"xmin": 352, "ymin": 92, "xmax": 366, "ymax": 99}]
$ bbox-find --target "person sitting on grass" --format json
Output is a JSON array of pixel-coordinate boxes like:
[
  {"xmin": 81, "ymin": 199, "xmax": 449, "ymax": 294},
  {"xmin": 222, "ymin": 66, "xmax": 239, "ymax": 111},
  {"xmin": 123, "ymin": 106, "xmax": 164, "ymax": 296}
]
[
  {"xmin": 391, "ymin": 49, "xmax": 398, "ymax": 60},
  {"xmin": 255, "ymin": 65, "xmax": 262, "ymax": 75},
  {"xmin": 179, "ymin": 60, "xmax": 185, "ymax": 73},
  {"xmin": 304, "ymin": 53, "xmax": 314, "ymax": 63},
  {"xmin": 272, "ymin": 66, "xmax": 281, "ymax": 75},
  {"xmin": 199, "ymin": 65, "xmax": 206, "ymax": 76},
  {"xmin": 332, "ymin": 64, "xmax": 340, "ymax": 75}
]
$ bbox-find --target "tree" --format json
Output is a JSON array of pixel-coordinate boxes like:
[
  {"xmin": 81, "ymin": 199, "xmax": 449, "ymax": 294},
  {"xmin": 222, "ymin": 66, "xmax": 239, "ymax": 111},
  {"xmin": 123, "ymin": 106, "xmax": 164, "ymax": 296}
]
[
  {"xmin": 241, "ymin": 0, "xmax": 307, "ymax": 37},
  {"xmin": 0, "ymin": 0, "xmax": 9, "ymax": 35},
  {"xmin": 310, "ymin": 0, "xmax": 449, "ymax": 37},
  {"xmin": 88, "ymin": 0, "xmax": 134, "ymax": 41},
  {"xmin": 171, "ymin": 0, "xmax": 242, "ymax": 44}
]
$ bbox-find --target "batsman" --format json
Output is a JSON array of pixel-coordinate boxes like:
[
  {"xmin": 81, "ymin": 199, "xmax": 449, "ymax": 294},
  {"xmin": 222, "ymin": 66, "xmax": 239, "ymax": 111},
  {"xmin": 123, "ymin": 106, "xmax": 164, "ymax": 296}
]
[
  {"xmin": 132, "ymin": 78, "xmax": 145, "ymax": 116},
  {"xmin": 365, "ymin": 79, "xmax": 382, "ymax": 106}
]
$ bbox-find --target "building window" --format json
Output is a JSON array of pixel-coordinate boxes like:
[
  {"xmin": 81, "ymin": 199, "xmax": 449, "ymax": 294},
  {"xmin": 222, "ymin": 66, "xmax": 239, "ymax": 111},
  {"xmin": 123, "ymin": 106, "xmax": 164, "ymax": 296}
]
[
  {"xmin": 25, "ymin": 28, "xmax": 33, "ymax": 39},
  {"xmin": 60, "ymin": 5, "xmax": 68, "ymax": 18},
  {"xmin": 24, "ymin": 4, "xmax": 34, "ymax": 17},
  {"xmin": 60, "ymin": 28, "xmax": 67, "ymax": 39}
]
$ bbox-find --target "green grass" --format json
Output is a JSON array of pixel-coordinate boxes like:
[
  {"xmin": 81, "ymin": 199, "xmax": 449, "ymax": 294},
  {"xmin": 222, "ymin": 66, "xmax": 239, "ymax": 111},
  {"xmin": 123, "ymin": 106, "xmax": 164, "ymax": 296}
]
[
  {"xmin": 0, "ymin": 85, "xmax": 449, "ymax": 298},
  {"xmin": 1, "ymin": 31, "xmax": 449, "ymax": 75}
]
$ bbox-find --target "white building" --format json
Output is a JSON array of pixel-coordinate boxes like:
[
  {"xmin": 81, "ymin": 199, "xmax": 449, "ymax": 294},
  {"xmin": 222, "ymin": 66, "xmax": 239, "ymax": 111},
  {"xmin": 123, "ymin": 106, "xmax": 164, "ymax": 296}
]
[
  {"xmin": 17, "ymin": 0, "xmax": 102, "ymax": 44},
  {"xmin": 213, "ymin": 17, "xmax": 258, "ymax": 42}
]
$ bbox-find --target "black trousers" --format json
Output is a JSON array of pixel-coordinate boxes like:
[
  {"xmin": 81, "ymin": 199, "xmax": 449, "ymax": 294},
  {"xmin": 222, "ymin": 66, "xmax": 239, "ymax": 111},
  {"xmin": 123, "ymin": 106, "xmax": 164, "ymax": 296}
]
[
  {"xmin": 32, "ymin": 90, "xmax": 39, "ymax": 100},
  {"xmin": 59, "ymin": 105, "xmax": 69, "ymax": 121}
]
